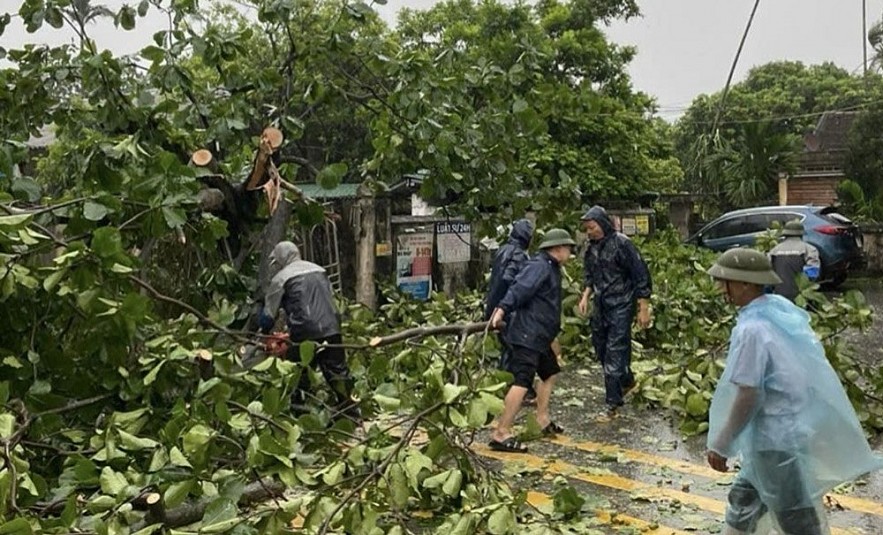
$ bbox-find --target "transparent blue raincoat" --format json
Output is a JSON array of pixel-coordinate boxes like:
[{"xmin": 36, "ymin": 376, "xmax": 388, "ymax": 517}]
[{"xmin": 708, "ymin": 295, "xmax": 883, "ymax": 533}]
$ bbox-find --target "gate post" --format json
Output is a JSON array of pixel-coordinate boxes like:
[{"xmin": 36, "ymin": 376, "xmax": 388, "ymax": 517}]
[{"xmin": 355, "ymin": 182, "xmax": 377, "ymax": 310}]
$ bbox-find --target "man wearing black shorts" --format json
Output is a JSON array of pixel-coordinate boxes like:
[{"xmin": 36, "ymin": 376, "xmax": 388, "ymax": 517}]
[{"xmin": 488, "ymin": 228, "xmax": 575, "ymax": 453}]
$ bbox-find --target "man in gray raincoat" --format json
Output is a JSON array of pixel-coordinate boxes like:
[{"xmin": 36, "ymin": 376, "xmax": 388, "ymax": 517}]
[
  {"xmin": 769, "ymin": 220, "xmax": 820, "ymax": 302},
  {"xmin": 259, "ymin": 241, "xmax": 357, "ymax": 419}
]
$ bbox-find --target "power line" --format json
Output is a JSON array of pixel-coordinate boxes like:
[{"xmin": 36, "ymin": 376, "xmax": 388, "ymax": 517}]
[{"xmin": 710, "ymin": 0, "xmax": 762, "ymax": 137}]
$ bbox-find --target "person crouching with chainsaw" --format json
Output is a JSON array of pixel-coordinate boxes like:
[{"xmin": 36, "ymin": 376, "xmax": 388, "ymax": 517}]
[{"xmin": 259, "ymin": 241, "xmax": 359, "ymax": 421}]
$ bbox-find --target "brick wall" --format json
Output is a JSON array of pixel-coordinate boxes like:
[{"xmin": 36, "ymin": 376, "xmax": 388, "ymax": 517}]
[{"xmin": 786, "ymin": 176, "xmax": 840, "ymax": 206}]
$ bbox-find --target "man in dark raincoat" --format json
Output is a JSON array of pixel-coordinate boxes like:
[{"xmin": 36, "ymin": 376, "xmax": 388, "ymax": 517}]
[
  {"xmin": 260, "ymin": 241, "xmax": 358, "ymax": 420},
  {"xmin": 484, "ymin": 219, "xmax": 536, "ymax": 400},
  {"xmin": 578, "ymin": 206, "xmax": 652, "ymax": 419},
  {"xmin": 488, "ymin": 229, "xmax": 575, "ymax": 453}
]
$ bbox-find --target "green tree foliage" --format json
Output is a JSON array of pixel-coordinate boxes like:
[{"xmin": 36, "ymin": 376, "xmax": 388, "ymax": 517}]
[
  {"xmin": 843, "ymin": 102, "xmax": 883, "ymax": 221},
  {"xmin": 675, "ymin": 61, "xmax": 883, "ymax": 207},
  {"xmin": 0, "ymin": 0, "xmax": 684, "ymax": 532},
  {"xmin": 700, "ymin": 121, "xmax": 798, "ymax": 208}
]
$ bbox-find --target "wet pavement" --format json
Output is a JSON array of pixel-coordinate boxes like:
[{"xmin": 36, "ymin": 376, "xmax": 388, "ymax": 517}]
[{"xmin": 474, "ymin": 278, "xmax": 883, "ymax": 534}]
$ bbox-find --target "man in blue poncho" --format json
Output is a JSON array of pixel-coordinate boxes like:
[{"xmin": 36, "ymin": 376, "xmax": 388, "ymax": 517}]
[
  {"xmin": 706, "ymin": 248, "xmax": 882, "ymax": 535},
  {"xmin": 484, "ymin": 219, "xmax": 536, "ymax": 401},
  {"xmin": 578, "ymin": 206, "xmax": 652, "ymax": 419}
]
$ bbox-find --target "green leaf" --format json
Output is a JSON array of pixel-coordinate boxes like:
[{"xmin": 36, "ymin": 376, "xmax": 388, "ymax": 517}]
[
  {"xmin": 316, "ymin": 163, "xmax": 348, "ymax": 190},
  {"xmin": 83, "ymin": 201, "xmax": 109, "ymax": 221},
  {"xmin": 442, "ymin": 383, "xmax": 468, "ymax": 404},
  {"xmin": 118, "ymin": 6, "xmax": 136, "ymax": 30},
  {"xmin": 512, "ymin": 99, "xmax": 528, "ymax": 113},
  {"xmin": 137, "ymin": 0, "xmax": 150, "ymax": 17},
  {"xmin": 552, "ymin": 485, "xmax": 585, "ymax": 517},
  {"xmin": 163, "ymin": 479, "xmax": 194, "ymax": 509},
  {"xmin": 486, "ymin": 506, "xmax": 516, "ymax": 535},
  {"xmin": 442, "ymin": 470, "xmax": 463, "ymax": 497},
  {"xmin": 202, "ymin": 497, "xmax": 237, "ymax": 526},
  {"xmin": 373, "ymin": 394, "xmax": 400, "ymax": 411},
  {"xmin": 685, "ymin": 393, "xmax": 709, "ymax": 417},
  {"xmin": 403, "ymin": 450, "xmax": 433, "ymax": 489},
  {"xmin": 91, "ymin": 227, "xmax": 123, "ymax": 258},
  {"xmin": 0, "ymin": 517, "xmax": 33, "ymax": 535},
  {"xmin": 183, "ymin": 424, "xmax": 213, "ymax": 457},
  {"xmin": 321, "ymin": 461, "xmax": 345, "ymax": 486},
  {"xmin": 99, "ymin": 467, "xmax": 128, "ymax": 496},
  {"xmin": 0, "ymin": 214, "xmax": 32, "ymax": 227},
  {"xmin": 0, "ymin": 414, "xmax": 14, "ymax": 439},
  {"xmin": 11, "ymin": 177, "xmax": 41, "ymax": 202},
  {"xmin": 169, "ymin": 447, "xmax": 192, "ymax": 468},
  {"xmin": 421, "ymin": 470, "xmax": 450, "ymax": 490},
  {"xmin": 161, "ymin": 206, "xmax": 186, "ymax": 229},
  {"xmin": 118, "ymin": 430, "xmax": 159, "ymax": 451}
]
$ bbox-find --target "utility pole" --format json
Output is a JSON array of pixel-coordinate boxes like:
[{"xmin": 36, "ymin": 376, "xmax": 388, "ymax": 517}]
[{"xmin": 863, "ymin": 0, "xmax": 869, "ymax": 75}]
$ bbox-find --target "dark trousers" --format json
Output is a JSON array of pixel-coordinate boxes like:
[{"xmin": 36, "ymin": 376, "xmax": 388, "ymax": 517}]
[
  {"xmin": 498, "ymin": 334, "xmax": 537, "ymax": 398},
  {"xmin": 591, "ymin": 304, "xmax": 635, "ymax": 408},
  {"xmin": 726, "ymin": 451, "xmax": 823, "ymax": 535},
  {"xmin": 287, "ymin": 334, "xmax": 355, "ymax": 414}
]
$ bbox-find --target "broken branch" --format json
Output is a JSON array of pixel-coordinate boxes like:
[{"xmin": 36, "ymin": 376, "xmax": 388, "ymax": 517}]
[{"xmin": 368, "ymin": 322, "xmax": 496, "ymax": 348}]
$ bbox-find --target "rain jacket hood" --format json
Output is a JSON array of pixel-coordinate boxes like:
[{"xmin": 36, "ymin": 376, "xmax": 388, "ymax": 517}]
[
  {"xmin": 582, "ymin": 205, "xmax": 615, "ymax": 239},
  {"xmin": 508, "ymin": 219, "xmax": 534, "ymax": 249},
  {"xmin": 708, "ymin": 295, "xmax": 883, "ymax": 511}
]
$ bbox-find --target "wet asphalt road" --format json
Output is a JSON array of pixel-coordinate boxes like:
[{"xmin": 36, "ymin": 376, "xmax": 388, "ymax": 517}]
[{"xmin": 475, "ymin": 278, "xmax": 883, "ymax": 534}]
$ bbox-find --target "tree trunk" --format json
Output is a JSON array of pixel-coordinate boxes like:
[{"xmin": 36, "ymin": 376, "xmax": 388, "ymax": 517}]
[
  {"xmin": 355, "ymin": 182, "xmax": 377, "ymax": 310},
  {"xmin": 257, "ymin": 200, "xmax": 292, "ymax": 299}
]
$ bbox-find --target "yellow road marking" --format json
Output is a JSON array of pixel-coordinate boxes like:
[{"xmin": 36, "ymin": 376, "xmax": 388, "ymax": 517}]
[
  {"xmin": 548, "ymin": 435, "xmax": 883, "ymax": 519},
  {"xmin": 475, "ymin": 445, "xmax": 854, "ymax": 535},
  {"xmin": 525, "ymin": 491, "xmax": 693, "ymax": 535}
]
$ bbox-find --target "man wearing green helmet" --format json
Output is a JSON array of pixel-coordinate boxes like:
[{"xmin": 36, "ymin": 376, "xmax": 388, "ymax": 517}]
[
  {"xmin": 706, "ymin": 248, "xmax": 882, "ymax": 535},
  {"xmin": 488, "ymin": 228, "xmax": 575, "ymax": 453},
  {"xmin": 768, "ymin": 219, "xmax": 820, "ymax": 301}
]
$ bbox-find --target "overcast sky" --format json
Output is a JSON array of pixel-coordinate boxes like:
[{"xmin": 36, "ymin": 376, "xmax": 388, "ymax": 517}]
[{"xmin": 4, "ymin": 0, "xmax": 883, "ymax": 118}]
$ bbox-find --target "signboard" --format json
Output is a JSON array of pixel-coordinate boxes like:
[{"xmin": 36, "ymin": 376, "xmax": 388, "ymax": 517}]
[
  {"xmin": 375, "ymin": 241, "xmax": 392, "ymax": 257},
  {"xmin": 396, "ymin": 232, "xmax": 433, "ymax": 300},
  {"xmin": 621, "ymin": 217, "xmax": 637, "ymax": 236},
  {"xmin": 635, "ymin": 215, "xmax": 650, "ymax": 235},
  {"xmin": 435, "ymin": 222, "xmax": 472, "ymax": 264}
]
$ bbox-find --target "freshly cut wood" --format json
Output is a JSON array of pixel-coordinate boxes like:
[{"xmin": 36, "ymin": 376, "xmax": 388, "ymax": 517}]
[
  {"xmin": 130, "ymin": 478, "xmax": 285, "ymax": 531},
  {"xmin": 245, "ymin": 136, "xmax": 274, "ymax": 191},
  {"xmin": 190, "ymin": 149, "xmax": 214, "ymax": 167},
  {"xmin": 263, "ymin": 126, "xmax": 284, "ymax": 150},
  {"xmin": 368, "ymin": 322, "xmax": 496, "ymax": 347}
]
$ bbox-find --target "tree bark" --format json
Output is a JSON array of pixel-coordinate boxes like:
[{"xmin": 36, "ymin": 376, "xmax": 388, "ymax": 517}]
[
  {"xmin": 129, "ymin": 478, "xmax": 285, "ymax": 531},
  {"xmin": 355, "ymin": 182, "xmax": 377, "ymax": 310},
  {"xmin": 368, "ymin": 321, "xmax": 496, "ymax": 347},
  {"xmin": 257, "ymin": 199, "xmax": 292, "ymax": 300}
]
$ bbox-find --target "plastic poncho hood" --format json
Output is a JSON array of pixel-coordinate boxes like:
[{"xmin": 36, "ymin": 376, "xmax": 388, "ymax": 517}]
[{"xmin": 708, "ymin": 295, "xmax": 883, "ymax": 511}]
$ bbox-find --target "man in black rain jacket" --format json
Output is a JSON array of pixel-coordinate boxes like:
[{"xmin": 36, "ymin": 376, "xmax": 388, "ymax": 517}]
[
  {"xmin": 260, "ymin": 241, "xmax": 358, "ymax": 420},
  {"xmin": 484, "ymin": 219, "xmax": 536, "ymax": 400},
  {"xmin": 578, "ymin": 206, "xmax": 652, "ymax": 419}
]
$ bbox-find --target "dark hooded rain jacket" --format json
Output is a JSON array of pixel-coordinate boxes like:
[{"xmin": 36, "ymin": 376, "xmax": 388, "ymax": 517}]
[
  {"xmin": 582, "ymin": 206, "xmax": 652, "ymax": 311},
  {"xmin": 484, "ymin": 219, "xmax": 534, "ymax": 320}
]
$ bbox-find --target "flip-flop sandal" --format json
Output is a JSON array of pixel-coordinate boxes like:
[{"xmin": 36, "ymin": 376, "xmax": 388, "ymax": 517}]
[
  {"xmin": 541, "ymin": 421, "xmax": 564, "ymax": 436},
  {"xmin": 488, "ymin": 437, "xmax": 528, "ymax": 453}
]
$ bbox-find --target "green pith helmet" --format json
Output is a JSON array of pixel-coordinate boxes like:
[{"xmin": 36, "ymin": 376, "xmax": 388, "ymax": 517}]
[
  {"xmin": 538, "ymin": 228, "xmax": 577, "ymax": 250},
  {"xmin": 782, "ymin": 219, "xmax": 805, "ymax": 237},
  {"xmin": 707, "ymin": 248, "xmax": 783, "ymax": 286}
]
